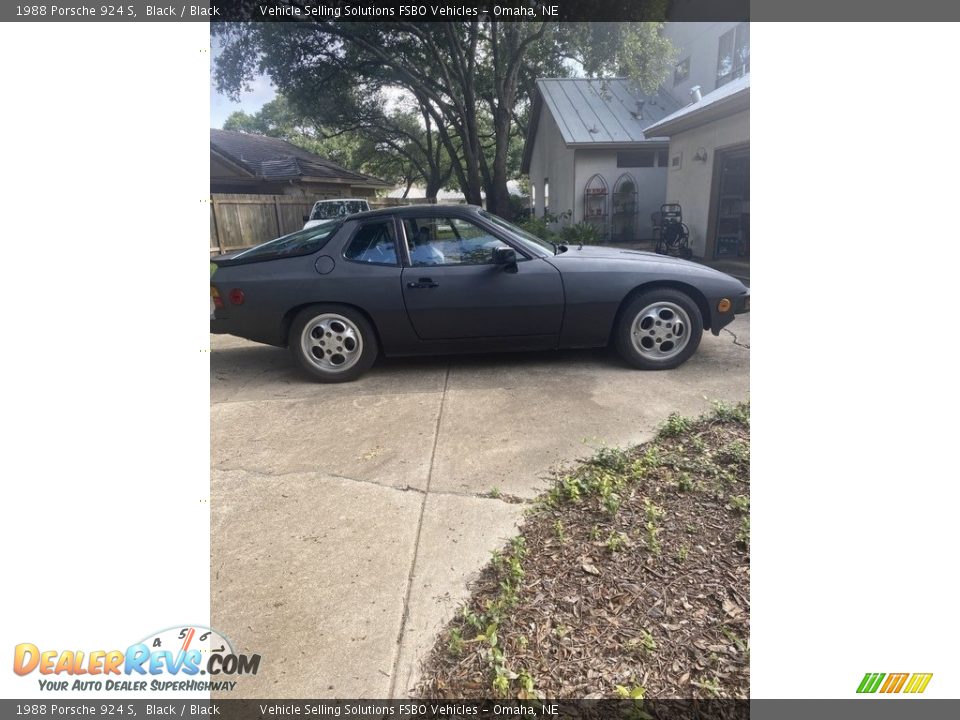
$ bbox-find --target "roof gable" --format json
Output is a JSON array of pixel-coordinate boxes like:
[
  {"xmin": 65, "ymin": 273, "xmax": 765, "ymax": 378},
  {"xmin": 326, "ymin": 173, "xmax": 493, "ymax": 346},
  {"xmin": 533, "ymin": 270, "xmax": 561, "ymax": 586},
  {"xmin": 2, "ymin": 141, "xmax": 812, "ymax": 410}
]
[
  {"xmin": 537, "ymin": 78, "xmax": 680, "ymax": 145},
  {"xmin": 643, "ymin": 74, "xmax": 750, "ymax": 137},
  {"xmin": 521, "ymin": 78, "xmax": 681, "ymax": 172}
]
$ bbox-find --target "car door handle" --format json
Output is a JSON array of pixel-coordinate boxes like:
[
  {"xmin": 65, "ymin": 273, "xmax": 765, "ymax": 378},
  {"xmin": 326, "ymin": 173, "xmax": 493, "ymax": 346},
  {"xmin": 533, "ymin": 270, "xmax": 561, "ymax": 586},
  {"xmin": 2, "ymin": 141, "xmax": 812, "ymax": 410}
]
[{"xmin": 407, "ymin": 278, "xmax": 439, "ymax": 289}]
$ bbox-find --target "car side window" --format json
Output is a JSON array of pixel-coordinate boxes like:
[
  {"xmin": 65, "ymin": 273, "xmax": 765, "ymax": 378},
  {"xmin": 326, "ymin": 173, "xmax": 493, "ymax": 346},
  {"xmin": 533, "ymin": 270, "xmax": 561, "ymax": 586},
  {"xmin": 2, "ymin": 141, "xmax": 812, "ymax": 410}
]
[
  {"xmin": 344, "ymin": 221, "xmax": 398, "ymax": 266},
  {"xmin": 404, "ymin": 217, "xmax": 508, "ymax": 266}
]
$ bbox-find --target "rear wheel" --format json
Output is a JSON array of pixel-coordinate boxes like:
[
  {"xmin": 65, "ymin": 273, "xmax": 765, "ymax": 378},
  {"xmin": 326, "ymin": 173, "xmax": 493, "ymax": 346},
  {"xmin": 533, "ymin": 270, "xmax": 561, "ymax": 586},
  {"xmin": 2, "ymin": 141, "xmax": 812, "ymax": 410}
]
[
  {"xmin": 614, "ymin": 289, "xmax": 703, "ymax": 370},
  {"xmin": 288, "ymin": 305, "xmax": 378, "ymax": 383}
]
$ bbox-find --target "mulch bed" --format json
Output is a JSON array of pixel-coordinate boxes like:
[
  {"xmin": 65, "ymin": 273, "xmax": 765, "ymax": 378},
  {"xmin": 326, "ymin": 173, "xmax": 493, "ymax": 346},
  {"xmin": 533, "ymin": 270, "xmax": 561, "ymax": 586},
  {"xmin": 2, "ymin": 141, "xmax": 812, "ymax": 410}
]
[{"xmin": 414, "ymin": 405, "xmax": 750, "ymax": 700}]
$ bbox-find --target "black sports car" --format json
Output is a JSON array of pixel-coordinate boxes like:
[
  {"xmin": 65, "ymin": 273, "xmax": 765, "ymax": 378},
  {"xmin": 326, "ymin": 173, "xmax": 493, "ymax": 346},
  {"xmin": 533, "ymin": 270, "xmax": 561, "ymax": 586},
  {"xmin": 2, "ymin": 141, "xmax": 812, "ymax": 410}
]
[{"xmin": 210, "ymin": 205, "xmax": 749, "ymax": 383}]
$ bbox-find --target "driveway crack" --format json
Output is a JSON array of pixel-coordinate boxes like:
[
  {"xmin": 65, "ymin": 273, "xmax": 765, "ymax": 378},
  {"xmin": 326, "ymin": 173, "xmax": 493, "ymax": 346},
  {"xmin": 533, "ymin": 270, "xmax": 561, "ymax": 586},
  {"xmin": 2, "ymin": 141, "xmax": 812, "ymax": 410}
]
[
  {"xmin": 722, "ymin": 327, "xmax": 750, "ymax": 349},
  {"xmin": 388, "ymin": 361, "xmax": 451, "ymax": 698}
]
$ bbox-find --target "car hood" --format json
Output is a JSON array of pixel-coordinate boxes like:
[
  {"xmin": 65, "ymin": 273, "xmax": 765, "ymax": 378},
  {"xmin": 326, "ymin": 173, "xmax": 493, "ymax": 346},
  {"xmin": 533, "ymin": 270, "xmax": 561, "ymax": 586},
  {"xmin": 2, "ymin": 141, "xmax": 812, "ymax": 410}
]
[{"xmin": 558, "ymin": 245, "xmax": 720, "ymax": 271}]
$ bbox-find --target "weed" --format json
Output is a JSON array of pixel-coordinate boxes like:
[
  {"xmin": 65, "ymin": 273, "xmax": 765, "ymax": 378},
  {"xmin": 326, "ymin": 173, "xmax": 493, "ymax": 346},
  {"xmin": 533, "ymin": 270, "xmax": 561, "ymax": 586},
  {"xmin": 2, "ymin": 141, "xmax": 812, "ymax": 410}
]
[
  {"xmin": 729, "ymin": 494, "xmax": 749, "ymax": 513},
  {"xmin": 659, "ymin": 413, "xmax": 692, "ymax": 438},
  {"xmin": 645, "ymin": 499, "xmax": 665, "ymax": 524},
  {"xmin": 447, "ymin": 628, "xmax": 465, "ymax": 657},
  {"xmin": 553, "ymin": 519, "xmax": 566, "ymax": 542},
  {"xmin": 615, "ymin": 684, "xmax": 646, "ymax": 699},
  {"xmin": 677, "ymin": 472, "xmax": 694, "ymax": 492},
  {"xmin": 718, "ymin": 440, "xmax": 749, "ymax": 466},
  {"xmin": 606, "ymin": 531, "xmax": 629, "ymax": 553},
  {"xmin": 488, "ymin": 486, "xmax": 502, "ymax": 499},
  {"xmin": 625, "ymin": 629, "xmax": 656, "ymax": 655},
  {"xmin": 697, "ymin": 677, "xmax": 721, "ymax": 697},
  {"xmin": 676, "ymin": 544, "xmax": 690, "ymax": 562},
  {"xmin": 589, "ymin": 524, "xmax": 601, "ymax": 541},
  {"xmin": 712, "ymin": 400, "xmax": 750, "ymax": 425},
  {"xmin": 736, "ymin": 516, "xmax": 750, "ymax": 546},
  {"xmin": 592, "ymin": 444, "xmax": 631, "ymax": 473},
  {"xmin": 517, "ymin": 669, "xmax": 535, "ymax": 694}
]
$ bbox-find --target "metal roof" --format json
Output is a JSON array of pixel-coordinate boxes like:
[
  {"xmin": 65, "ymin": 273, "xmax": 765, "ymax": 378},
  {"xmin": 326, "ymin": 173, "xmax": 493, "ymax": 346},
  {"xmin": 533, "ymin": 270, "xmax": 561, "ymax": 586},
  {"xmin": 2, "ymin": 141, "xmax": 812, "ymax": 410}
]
[
  {"xmin": 643, "ymin": 73, "xmax": 750, "ymax": 136},
  {"xmin": 536, "ymin": 78, "xmax": 680, "ymax": 145}
]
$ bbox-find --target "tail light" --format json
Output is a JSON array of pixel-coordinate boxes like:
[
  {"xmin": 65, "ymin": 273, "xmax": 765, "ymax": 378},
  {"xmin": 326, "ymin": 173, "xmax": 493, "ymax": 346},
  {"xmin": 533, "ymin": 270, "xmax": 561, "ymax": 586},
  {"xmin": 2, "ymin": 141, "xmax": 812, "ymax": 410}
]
[
  {"xmin": 229, "ymin": 288, "xmax": 245, "ymax": 305},
  {"xmin": 210, "ymin": 286, "xmax": 224, "ymax": 310}
]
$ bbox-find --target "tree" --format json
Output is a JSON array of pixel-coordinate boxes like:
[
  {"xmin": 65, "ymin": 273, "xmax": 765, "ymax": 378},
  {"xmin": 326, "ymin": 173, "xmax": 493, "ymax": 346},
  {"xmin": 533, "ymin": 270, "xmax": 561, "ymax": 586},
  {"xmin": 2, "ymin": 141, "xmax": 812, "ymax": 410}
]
[{"xmin": 213, "ymin": 21, "xmax": 674, "ymax": 217}]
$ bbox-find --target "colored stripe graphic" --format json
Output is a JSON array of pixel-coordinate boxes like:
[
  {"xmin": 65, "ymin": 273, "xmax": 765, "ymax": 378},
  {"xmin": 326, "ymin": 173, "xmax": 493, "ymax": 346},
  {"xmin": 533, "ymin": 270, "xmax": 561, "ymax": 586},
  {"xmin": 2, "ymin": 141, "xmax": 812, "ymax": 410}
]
[
  {"xmin": 856, "ymin": 673, "xmax": 885, "ymax": 693},
  {"xmin": 903, "ymin": 673, "xmax": 933, "ymax": 694},
  {"xmin": 857, "ymin": 672, "xmax": 932, "ymax": 694},
  {"xmin": 880, "ymin": 673, "xmax": 908, "ymax": 693}
]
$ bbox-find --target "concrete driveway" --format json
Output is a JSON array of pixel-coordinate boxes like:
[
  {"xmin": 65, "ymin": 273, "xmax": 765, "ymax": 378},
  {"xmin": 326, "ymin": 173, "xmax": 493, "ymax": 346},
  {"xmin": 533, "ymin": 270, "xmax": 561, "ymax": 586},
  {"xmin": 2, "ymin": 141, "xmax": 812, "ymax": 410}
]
[{"xmin": 210, "ymin": 317, "xmax": 749, "ymax": 698}]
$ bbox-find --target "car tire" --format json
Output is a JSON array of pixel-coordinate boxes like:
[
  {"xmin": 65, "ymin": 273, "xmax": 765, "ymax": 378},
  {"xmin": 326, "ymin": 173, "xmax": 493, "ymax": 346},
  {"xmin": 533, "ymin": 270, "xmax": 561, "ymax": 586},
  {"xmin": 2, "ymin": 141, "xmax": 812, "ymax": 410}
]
[
  {"xmin": 614, "ymin": 289, "xmax": 703, "ymax": 370},
  {"xmin": 288, "ymin": 304, "xmax": 378, "ymax": 383}
]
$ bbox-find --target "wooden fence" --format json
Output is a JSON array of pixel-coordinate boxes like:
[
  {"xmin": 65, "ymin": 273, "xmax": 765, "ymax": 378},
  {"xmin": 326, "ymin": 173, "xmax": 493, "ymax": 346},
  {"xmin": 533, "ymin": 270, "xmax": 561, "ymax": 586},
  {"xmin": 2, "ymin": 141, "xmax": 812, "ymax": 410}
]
[{"xmin": 209, "ymin": 194, "xmax": 423, "ymax": 255}]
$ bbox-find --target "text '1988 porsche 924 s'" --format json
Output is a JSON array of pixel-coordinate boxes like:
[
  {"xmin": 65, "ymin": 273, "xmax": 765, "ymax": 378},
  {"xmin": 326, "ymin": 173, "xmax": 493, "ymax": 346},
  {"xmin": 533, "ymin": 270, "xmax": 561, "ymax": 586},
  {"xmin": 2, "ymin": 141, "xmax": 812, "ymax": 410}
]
[{"xmin": 210, "ymin": 205, "xmax": 749, "ymax": 383}]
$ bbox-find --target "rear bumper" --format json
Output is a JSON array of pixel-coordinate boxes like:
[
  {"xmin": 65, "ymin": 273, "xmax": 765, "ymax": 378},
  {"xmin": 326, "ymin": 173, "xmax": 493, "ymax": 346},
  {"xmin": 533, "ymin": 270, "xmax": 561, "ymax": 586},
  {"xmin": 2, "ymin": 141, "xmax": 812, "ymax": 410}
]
[{"xmin": 210, "ymin": 317, "xmax": 233, "ymax": 335}]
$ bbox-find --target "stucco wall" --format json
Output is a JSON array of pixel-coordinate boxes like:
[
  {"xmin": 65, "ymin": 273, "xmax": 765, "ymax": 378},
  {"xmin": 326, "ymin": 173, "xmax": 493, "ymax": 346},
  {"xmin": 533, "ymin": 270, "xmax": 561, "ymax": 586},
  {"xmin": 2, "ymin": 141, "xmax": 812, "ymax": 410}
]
[
  {"xmin": 662, "ymin": 22, "xmax": 742, "ymax": 106},
  {"xmin": 573, "ymin": 150, "xmax": 667, "ymax": 239},
  {"xmin": 663, "ymin": 109, "xmax": 749, "ymax": 258},
  {"xmin": 527, "ymin": 107, "xmax": 575, "ymax": 222}
]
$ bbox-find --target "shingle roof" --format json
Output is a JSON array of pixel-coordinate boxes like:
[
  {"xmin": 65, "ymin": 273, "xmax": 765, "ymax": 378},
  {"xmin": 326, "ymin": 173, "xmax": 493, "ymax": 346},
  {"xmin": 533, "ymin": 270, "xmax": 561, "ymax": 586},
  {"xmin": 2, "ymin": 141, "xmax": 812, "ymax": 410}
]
[
  {"xmin": 537, "ymin": 78, "xmax": 680, "ymax": 144},
  {"xmin": 643, "ymin": 74, "xmax": 750, "ymax": 136},
  {"xmin": 210, "ymin": 129, "xmax": 389, "ymax": 187}
]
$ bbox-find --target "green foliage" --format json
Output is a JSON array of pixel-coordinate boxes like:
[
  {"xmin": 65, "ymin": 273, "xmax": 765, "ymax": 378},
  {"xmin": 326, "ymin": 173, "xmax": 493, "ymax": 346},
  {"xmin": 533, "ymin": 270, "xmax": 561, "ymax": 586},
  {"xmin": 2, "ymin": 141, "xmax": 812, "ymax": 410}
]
[
  {"xmin": 625, "ymin": 629, "xmax": 657, "ymax": 655},
  {"xmin": 447, "ymin": 628, "xmax": 465, "ymax": 657},
  {"xmin": 718, "ymin": 440, "xmax": 750, "ymax": 467},
  {"xmin": 737, "ymin": 516, "xmax": 750, "ymax": 547},
  {"xmin": 553, "ymin": 520, "xmax": 566, "ymax": 542},
  {"xmin": 559, "ymin": 221, "xmax": 601, "ymax": 246},
  {"xmin": 712, "ymin": 400, "xmax": 750, "ymax": 426},
  {"xmin": 729, "ymin": 494, "xmax": 750, "ymax": 513},
  {"xmin": 615, "ymin": 683, "xmax": 647, "ymax": 700},
  {"xmin": 659, "ymin": 413, "xmax": 692, "ymax": 438},
  {"xmin": 606, "ymin": 531, "xmax": 629, "ymax": 553}
]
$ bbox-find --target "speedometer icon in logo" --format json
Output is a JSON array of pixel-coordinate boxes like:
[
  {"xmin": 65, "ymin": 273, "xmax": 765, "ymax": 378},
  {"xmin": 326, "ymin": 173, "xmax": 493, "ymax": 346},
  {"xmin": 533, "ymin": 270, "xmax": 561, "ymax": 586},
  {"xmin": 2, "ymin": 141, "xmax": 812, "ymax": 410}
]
[
  {"xmin": 140, "ymin": 625, "xmax": 234, "ymax": 672},
  {"xmin": 132, "ymin": 625, "xmax": 264, "ymax": 677}
]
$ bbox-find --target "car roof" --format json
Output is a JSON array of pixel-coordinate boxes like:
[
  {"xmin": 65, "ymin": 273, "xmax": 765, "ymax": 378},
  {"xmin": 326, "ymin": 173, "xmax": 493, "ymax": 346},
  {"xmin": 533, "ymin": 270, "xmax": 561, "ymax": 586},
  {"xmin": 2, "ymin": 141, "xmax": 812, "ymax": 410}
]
[{"xmin": 348, "ymin": 204, "xmax": 484, "ymax": 221}]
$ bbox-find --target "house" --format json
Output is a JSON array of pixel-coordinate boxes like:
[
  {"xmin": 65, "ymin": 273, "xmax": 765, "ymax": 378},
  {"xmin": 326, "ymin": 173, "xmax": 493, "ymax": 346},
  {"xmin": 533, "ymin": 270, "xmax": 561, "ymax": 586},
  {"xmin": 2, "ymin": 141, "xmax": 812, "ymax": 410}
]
[
  {"xmin": 520, "ymin": 78, "xmax": 681, "ymax": 242},
  {"xmin": 522, "ymin": 22, "xmax": 750, "ymax": 262},
  {"xmin": 385, "ymin": 180, "xmax": 526, "ymax": 207},
  {"xmin": 210, "ymin": 128, "xmax": 389, "ymax": 197},
  {"xmin": 644, "ymin": 73, "xmax": 749, "ymax": 262}
]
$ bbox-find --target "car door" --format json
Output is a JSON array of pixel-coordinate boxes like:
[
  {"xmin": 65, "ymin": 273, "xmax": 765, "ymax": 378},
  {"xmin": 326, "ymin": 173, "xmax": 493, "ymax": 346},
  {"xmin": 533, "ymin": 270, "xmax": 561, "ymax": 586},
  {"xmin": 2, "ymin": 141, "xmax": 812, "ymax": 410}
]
[{"xmin": 400, "ymin": 214, "xmax": 564, "ymax": 340}]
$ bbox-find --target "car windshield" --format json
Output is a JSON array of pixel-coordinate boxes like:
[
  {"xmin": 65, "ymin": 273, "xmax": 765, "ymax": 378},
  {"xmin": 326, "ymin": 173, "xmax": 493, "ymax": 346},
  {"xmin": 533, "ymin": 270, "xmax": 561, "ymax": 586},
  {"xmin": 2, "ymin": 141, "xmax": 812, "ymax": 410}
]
[
  {"xmin": 479, "ymin": 210, "xmax": 556, "ymax": 255},
  {"xmin": 310, "ymin": 200, "xmax": 368, "ymax": 220},
  {"xmin": 234, "ymin": 220, "xmax": 340, "ymax": 261}
]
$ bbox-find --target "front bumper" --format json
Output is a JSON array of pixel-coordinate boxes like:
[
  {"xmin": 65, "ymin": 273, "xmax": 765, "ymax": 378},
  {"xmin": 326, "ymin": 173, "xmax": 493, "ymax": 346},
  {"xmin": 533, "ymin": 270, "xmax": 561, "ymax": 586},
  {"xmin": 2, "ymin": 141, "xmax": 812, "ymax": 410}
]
[{"xmin": 708, "ymin": 290, "xmax": 749, "ymax": 335}]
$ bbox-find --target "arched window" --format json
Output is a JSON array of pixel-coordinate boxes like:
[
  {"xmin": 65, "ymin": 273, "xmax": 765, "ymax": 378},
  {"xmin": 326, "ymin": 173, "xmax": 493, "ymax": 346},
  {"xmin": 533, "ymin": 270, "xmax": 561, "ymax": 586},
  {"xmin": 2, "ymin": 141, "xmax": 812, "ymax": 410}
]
[
  {"xmin": 612, "ymin": 173, "xmax": 638, "ymax": 243},
  {"xmin": 543, "ymin": 178, "xmax": 550, "ymax": 217},
  {"xmin": 583, "ymin": 174, "xmax": 608, "ymax": 240}
]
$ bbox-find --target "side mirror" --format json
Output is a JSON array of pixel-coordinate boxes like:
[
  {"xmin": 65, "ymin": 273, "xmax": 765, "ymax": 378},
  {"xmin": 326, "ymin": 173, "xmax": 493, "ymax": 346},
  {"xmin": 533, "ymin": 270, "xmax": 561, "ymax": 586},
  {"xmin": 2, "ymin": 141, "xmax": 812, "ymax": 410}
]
[
  {"xmin": 302, "ymin": 215, "xmax": 310, "ymax": 223},
  {"xmin": 492, "ymin": 247, "xmax": 517, "ymax": 270}
]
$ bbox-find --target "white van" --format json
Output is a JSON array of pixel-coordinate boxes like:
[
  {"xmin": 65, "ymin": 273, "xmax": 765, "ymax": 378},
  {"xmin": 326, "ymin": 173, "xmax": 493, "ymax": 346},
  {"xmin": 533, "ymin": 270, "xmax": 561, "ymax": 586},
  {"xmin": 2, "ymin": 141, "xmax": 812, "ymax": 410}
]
[{"xmin": 302, "ymin": 198, "xmax": 371, "ymax": 229}]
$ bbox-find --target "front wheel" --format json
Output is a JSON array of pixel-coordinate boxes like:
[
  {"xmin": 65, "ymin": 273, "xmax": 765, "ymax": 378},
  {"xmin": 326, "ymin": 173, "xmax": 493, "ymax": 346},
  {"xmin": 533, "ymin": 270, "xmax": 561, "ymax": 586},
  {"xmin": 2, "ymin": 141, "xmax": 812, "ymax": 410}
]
[
  {"xmin": 288, "ymin": 305, "xmax": 378, "ymax": 383},
  {"xmin": 614, "ymin": 289, "xmax": 703, "ymax": 370}
]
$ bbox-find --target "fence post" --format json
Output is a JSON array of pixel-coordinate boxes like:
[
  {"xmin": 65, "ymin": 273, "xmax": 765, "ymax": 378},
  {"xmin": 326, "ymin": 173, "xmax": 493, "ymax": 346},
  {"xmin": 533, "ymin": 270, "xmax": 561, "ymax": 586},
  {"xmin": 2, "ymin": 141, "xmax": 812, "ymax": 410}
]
[
  {"xmin": 273, "ymin": 196, "xmax": 283, "ymax": 237},
  {"xmin": 211, "ymin": 196, "xmax": 224, "ymax": 254}
]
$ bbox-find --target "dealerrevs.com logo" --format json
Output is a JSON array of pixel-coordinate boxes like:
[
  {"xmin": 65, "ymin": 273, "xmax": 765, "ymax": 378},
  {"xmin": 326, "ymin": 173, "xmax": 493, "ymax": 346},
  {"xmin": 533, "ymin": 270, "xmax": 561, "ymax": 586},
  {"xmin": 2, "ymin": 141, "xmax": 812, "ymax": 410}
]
[
  {"xmin": 13, "ymin": 625, "xmax": 260, "ymax": 692},
  {"xmin": 856, "ymin": 672, "xmax": 933, "ymax": 694}
]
